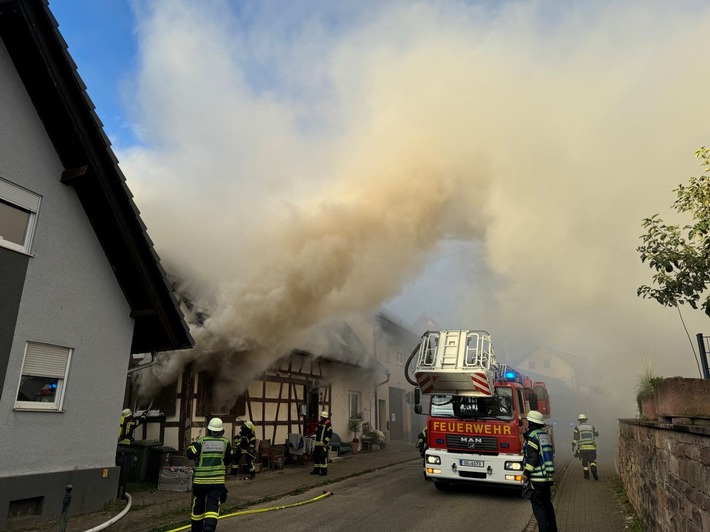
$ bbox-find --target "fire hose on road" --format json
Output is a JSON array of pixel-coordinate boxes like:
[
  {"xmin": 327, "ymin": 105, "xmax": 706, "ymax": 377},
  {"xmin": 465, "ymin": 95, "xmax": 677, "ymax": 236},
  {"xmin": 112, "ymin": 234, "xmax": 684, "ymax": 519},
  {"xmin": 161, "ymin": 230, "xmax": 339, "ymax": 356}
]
[
  {"xmin": 164, "ymin": 490, "xmax": 334, "ymax": 532},
  {"xmin": 81, "ymin": 492, "xmax": 132, "ymax": 532}
]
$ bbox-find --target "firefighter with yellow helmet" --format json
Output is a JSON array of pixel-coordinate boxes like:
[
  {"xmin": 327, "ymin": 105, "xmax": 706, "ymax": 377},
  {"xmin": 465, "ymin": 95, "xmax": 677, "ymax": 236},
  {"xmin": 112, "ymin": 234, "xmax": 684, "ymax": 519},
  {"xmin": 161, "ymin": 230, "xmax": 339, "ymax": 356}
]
[
  {"xmin": 118, "ymin": 408, "xmax": 146, "ymax": 445},
  {"xmin": 572, "ymin": 413, "xmax": 599, "ymax": 480},
  {"xmin": 186, "ymin": 417, "xmax": 232, "ymax": 532}
]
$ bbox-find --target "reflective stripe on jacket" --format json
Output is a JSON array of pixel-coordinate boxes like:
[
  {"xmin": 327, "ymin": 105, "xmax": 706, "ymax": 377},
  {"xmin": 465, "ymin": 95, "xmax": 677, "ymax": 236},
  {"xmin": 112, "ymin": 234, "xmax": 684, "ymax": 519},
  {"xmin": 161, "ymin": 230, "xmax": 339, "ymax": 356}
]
[
  {"xmin": 315, "ymin": 420, "xmax": 333, "ymax": 447},
  {"xmin": 187, "ymin": 436, "xmax": 231, "ymax": 485},
  {"xmin": 523, "ymin": 427, "xmax": 555, "ymax": 482},
  {"xmin": 573, "ymin": 423, "xmax": 598, "ymax": 451}
]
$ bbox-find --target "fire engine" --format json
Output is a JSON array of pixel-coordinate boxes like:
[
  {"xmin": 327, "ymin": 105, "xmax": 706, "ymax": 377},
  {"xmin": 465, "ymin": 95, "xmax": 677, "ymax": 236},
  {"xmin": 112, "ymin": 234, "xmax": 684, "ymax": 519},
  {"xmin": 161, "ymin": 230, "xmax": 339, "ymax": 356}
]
[{"xmin": 405, "ymin": 330, "xmax": 552, "ymax": 491}]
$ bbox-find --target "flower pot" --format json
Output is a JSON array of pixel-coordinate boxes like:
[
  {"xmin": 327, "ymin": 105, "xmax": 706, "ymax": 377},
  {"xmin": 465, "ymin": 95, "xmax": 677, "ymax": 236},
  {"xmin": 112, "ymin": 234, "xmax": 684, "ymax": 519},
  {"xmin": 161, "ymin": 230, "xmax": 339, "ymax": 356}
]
[
  {"xmin": 655, "ymin": 377, "xmax": 710, "ymax": 420},
  {"xmin": 351, "ymin": 439, "xmax": 359, "ymax": 454},
  {"xmin": 639, "ymin": 391, "xmax": 658, "ymax": 420}
]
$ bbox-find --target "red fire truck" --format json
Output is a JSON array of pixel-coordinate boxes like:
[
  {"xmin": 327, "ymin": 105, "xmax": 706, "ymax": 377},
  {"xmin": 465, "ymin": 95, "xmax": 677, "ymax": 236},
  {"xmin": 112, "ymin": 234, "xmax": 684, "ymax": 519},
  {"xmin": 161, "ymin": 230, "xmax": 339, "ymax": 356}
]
[{"xmin": 406, "ymin": 330, "xmax": 551, "ymax": 491}]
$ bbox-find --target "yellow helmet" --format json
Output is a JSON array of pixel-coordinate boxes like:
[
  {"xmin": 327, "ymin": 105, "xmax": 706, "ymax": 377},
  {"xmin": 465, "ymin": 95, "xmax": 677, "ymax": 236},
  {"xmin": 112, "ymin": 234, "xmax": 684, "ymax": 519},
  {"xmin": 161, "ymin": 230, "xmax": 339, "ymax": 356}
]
[{"xmin": 577, "ymin": 413, "xmax": 588, "ymax": 422}]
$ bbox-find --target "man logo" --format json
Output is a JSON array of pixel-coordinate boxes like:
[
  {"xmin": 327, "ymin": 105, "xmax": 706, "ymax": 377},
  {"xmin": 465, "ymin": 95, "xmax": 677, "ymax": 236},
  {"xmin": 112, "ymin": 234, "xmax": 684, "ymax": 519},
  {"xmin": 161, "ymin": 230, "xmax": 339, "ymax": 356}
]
[{"xmin": 459, "ymin": 437, "xmax": 483, "ymax": 444}]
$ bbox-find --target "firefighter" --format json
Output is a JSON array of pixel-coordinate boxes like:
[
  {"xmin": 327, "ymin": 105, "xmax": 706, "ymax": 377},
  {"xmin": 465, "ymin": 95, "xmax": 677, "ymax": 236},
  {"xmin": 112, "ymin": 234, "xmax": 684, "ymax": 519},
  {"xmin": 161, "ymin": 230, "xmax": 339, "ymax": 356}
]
[
  {"xmin": 416, "ymin": 426, "xmax": 428, "ymax": 458},
  {"xmin": 232, "ymin": 420, "xmax": 257, "ymax": 479},
  {"xmin": 416, "ymin": 425, "xmax": 429, "ymax": 481},
  {"xmin": 186, "ymin": 417, "xmax": 232, "ymax": 532},
  {"xmin": 572, "ymin": 413, "xmax": 599, "ymax": 480},
  {"xmin": 118, "ymin": 408, "xmax": 146, "ymax": 444},
  {"xmin": 311, "ymin": 410, "xmax": 333, "ymax": 476},
  {"xmin": 522, "ymin": 410, "xmax": 558, "ymax": 532}
]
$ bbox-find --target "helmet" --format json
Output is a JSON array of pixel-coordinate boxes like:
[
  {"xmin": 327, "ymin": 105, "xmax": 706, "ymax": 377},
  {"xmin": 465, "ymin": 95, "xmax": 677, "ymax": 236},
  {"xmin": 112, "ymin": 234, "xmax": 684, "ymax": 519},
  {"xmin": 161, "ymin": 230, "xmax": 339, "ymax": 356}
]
[
  {"xmin": 526, "ymin": 410, "xmax": 544, "ymax": 425},
  {"xmin": 207, "ymin": 417, "xmax": 224, "ymax": 433},
  {"xmin": 243, "ymin": 420, "xmax": 254, "ymax": 431},
  {"xmin": 577, "ymin": 413, "xmax": 588, "ymax": 422},
  {"xmin": 320, "ymin": 411, "xmax": 329, "ymax": 418},
  {"xmin": 121, "ymin": 409, "xmax": 132, "ymax": 417}
]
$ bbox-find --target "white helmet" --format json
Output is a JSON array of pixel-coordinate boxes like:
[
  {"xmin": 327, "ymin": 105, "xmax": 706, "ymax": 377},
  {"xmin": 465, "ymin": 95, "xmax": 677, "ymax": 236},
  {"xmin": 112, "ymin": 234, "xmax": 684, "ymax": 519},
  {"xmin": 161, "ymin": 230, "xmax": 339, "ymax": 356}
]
[
  {"xmin": 243, "ymin": 420, "xmax": 254, "ymax": 430},
  {"xmin": 121, "ymin": 408, "xmax": 132, "ymax": 417},
  {"xmin": 207, "ymin": 417, "xmax": 224, "ymax": 433},
  {"xmin": 320, "ymin": 410, "xmax": 329, "ymax": 418},
  {"xmin": 527, "ymin": 410, "xmax": 544, "ymax": 425},
  {"xmin": 577, "ymin": 413, "xmax": 588, "ymax": 422}
]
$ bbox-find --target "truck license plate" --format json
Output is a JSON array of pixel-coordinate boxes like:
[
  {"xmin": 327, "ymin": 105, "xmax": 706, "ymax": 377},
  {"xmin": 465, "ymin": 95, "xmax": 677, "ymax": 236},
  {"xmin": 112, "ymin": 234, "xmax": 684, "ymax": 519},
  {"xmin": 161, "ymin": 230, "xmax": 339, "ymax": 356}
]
[{"xmin": 459, "ymin": 459, "xmax": 484, "ymax": 467}]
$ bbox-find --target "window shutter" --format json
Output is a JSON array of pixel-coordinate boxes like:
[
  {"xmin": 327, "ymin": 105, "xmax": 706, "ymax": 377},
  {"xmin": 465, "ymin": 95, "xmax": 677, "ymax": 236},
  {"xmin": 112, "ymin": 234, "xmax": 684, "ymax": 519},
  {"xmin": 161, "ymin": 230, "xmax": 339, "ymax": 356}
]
[
  {"xmin": 23, "ymin": 342, "xmax": 70, "ymax": 378},
  {"xmin": 0, "ymin": 178, "xmax": 41, "ymax": 212}
]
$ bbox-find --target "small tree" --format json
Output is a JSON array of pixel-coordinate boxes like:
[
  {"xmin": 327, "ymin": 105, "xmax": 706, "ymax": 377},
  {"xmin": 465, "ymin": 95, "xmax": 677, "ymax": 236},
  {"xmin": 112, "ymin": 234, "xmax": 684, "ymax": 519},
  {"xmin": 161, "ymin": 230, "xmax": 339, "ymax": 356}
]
[
  {"xmin": 348, "ymin": 414, "xmax": 363, "ymax": 441},
  {"xmin": 638, "ymin": 147, "xmax": 710, "ymax": 316}
]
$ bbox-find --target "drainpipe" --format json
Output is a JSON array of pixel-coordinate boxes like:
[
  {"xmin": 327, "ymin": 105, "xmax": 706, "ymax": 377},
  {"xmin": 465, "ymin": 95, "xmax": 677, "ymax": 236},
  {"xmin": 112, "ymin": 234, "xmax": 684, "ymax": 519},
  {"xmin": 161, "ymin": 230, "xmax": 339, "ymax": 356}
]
[{"xmin": 372, "ymin": 319, "xmax": 379, "ymax": 429}]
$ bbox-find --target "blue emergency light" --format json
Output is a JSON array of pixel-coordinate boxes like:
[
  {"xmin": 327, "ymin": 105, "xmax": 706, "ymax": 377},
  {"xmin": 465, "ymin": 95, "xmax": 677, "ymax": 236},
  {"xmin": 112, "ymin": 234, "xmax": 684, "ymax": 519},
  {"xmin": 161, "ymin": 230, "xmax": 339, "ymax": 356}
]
[{"xmin": 504, "ymin": 370, "xmax": 516, "ymax": 380}]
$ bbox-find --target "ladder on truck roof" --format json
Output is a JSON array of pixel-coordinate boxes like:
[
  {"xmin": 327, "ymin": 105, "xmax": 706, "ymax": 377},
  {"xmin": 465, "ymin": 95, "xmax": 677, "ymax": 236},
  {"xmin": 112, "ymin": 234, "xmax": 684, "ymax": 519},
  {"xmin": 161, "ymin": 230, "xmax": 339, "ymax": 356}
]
[{"xmin": 412, "ymin": 330, "xmax": 500, "ymax": 396}]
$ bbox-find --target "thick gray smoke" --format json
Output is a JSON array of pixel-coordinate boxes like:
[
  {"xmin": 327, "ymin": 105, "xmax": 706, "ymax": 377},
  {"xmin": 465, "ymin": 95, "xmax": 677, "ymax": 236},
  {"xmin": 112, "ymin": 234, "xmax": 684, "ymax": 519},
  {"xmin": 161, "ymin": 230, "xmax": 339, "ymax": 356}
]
[{"xmin": 118, "ymin": 1, "xmax": 710, "ymax": 419}]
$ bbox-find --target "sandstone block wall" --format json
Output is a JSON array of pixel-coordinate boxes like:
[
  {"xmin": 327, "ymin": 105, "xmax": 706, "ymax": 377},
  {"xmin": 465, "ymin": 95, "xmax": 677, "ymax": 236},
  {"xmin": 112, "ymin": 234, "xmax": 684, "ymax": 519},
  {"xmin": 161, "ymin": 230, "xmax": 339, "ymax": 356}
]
[{"xmin": 618, "ymin": 420, "xmax": 710, "ymax": 532}]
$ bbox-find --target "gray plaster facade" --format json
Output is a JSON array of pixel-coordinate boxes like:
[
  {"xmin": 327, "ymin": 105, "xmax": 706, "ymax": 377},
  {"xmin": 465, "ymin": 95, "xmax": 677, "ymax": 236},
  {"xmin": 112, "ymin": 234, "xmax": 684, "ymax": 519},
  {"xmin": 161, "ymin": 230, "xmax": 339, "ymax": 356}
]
[{"xmin": 0, "ymin": 1, "xmax": 192, "ymax": 528}]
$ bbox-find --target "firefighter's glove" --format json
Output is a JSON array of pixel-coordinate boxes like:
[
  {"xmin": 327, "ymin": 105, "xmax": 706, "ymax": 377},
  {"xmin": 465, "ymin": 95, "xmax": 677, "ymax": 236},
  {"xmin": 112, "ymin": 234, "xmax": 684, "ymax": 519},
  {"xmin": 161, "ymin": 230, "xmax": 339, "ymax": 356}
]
[
  {"xmin": 220, "ymin": 487, "xmax": 228, "ymax": 504},
  {"xmin": 521, "ymin": 479, "xmax": 534, "ymax": 500}
]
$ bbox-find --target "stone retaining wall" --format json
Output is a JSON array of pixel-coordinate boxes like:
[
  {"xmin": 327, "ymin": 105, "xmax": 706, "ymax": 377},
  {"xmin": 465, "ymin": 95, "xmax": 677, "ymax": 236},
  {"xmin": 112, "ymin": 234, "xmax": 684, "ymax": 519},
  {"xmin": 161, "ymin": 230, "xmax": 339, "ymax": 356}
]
[{"xmin": 618, "ymin": 419, "xmax": 710, "ymax": 532}]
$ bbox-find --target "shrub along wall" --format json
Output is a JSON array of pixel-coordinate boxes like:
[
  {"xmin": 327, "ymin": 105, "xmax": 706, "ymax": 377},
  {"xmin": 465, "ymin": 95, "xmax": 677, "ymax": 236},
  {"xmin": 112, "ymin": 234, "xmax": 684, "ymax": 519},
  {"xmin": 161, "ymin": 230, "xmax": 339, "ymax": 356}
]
[{"xmin": 618, "ymin": 419, "xmax": 710, "ymax": 532}]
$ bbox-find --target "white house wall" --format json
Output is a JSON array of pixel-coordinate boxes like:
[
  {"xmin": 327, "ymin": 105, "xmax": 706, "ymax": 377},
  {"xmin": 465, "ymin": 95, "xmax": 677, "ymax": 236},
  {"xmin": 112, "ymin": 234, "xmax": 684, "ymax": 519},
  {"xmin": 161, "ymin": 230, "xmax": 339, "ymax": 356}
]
[{"xmin": 0, "ymin": 37, "xmax": 133, "ymax": 479}]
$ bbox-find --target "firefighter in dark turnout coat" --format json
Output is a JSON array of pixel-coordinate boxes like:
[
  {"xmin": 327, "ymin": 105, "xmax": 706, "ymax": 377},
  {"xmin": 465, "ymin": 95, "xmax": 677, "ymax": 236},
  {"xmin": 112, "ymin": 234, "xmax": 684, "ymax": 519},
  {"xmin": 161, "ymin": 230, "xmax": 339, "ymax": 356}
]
[
  {"xmin": 522, "ymin": 410, "xmax": 558, "ymax": 532},
  {"xmin": 233, "ymin": 420, "xmax": 257, "ymax": 479},
  {"xmin": 186, "ymin": 418, "xmax": 232, "ymax": 532},
  {"xmin": 311, "ymin": 410, "xmax": 333, "ymax": 476}
]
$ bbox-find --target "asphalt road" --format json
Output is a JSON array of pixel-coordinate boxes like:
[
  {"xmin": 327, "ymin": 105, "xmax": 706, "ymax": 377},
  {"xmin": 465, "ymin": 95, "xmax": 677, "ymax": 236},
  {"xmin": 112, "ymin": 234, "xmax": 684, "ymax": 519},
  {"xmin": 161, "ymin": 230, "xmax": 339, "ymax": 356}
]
[{"xmin": 213, "ymin": 460, "xmax": 533, "ymax": 532}]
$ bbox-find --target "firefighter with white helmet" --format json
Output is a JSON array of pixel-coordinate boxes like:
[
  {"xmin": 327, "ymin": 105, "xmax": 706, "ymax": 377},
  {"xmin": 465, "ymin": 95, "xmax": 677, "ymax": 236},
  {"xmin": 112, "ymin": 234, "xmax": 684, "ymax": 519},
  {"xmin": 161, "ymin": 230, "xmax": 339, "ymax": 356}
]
[
  {"xmin": 572, "ymin": 413, "xmax": 599, "ymax": 480},
  {"xmin": 522, "ymin": 410, "xmax": 558, "ymax": 532},
  {"xmin": 186, "ymin": 417, "xmax": 232, "ymax": 532},
  {"xmin": 311, "ymin": 410, "xmax": 333, "ymax": 476},
  {"xmin": 233, "ymin": 420, "xmax": 257, "ymax": 479}
]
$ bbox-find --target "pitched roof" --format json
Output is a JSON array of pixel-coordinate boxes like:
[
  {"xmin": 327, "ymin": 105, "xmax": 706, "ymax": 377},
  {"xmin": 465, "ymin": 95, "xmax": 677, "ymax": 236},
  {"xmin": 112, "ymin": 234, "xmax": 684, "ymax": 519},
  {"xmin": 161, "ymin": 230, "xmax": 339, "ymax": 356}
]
[{"xmin": 0, "ymin": 0, "xmax": 193, "ymax": 353}]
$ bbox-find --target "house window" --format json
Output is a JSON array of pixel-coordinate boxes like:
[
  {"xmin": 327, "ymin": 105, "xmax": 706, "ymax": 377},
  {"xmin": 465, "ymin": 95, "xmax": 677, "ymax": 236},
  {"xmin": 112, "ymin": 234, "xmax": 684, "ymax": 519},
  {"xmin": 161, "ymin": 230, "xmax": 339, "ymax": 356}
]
[
  {"xmin": 396, "ymin": 351, "xmax": 405, "ymax": 366},
  {"xmin": 348, "ymin": 391, "xmax": 361, "ymax": 419},
  {"xmin": 15, "ymin": 342, "xmax": 71, "ymax": 411},
  {"xmin": 196, "ymin": 371, "xmax": 246, "ymax": 417},
  {"xmin": 0, "ymin": 177, "xmax": 41, "ymax": 254}
]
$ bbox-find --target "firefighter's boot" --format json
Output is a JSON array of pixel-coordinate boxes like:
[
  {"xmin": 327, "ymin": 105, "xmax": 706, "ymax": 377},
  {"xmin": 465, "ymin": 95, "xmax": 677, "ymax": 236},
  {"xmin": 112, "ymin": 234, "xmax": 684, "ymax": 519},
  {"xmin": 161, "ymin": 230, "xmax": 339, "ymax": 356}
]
[
  {"xmin": 319, "ymin": 469, "xmax": 327, "ymax": 476},
  {"xmin": 592, "ymin": 465, "xmax": 598, "ymax": 480},
  {"xmin": 249, "ymin": 472, "xmax": 256, "ymax": 480},
  {"xmin": 310, "ymin": 468, "xmax": 321, "ymax": 475},
  {"xmin": 583, "ymin": 469, "xmax": 589, "ymax": 479}
]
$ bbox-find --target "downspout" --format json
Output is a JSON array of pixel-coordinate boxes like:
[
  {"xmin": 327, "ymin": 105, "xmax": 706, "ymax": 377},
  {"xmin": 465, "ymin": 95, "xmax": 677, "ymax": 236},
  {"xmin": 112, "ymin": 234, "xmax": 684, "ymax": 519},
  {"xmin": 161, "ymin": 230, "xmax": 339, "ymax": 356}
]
[{"xmin": 372, "ymin": 319, "xmax": 379, "ymax": 430}]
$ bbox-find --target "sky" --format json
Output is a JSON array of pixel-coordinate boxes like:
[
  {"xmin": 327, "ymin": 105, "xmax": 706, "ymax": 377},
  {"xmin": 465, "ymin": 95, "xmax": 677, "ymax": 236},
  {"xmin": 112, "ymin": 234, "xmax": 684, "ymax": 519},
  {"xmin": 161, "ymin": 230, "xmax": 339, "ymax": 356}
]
[{"xmin": 49, "ymin": 0, "xmax": 710, "ymax": 418}]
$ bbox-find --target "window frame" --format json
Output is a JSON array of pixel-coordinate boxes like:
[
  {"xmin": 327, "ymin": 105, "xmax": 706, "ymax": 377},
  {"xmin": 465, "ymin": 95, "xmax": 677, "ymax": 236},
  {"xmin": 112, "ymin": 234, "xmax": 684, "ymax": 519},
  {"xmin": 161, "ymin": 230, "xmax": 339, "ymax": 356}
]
[
  {"xmin": 348, "ymin": 391, "xmax": 361, "ymax": 419},
  {"xmin": 15, "ymin": 342, "xmax": 72, "ymax": 412},
  {"xmin": 0, "ymin": 177, "xmax": 41, "ymax": 254}
]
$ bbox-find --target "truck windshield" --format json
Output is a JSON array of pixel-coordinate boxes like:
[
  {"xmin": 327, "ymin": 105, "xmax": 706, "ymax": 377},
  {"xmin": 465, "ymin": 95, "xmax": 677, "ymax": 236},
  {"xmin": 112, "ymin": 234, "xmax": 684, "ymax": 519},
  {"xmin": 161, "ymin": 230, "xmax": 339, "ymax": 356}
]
[{"xmin": 430, "ymin": 388, "xmax": 514, "ymax": 421}]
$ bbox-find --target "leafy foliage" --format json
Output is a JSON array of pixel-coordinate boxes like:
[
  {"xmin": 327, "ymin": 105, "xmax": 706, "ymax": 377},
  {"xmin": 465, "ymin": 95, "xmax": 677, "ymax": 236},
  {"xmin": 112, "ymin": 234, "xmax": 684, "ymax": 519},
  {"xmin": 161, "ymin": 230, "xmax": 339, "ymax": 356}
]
[
  {"xmin": 638, "ymin": 147, "xmax": 710, "ymax": 316},
  {"xmin": 634, "ymin": 366, "xmax": 663, "ymax": 398}
]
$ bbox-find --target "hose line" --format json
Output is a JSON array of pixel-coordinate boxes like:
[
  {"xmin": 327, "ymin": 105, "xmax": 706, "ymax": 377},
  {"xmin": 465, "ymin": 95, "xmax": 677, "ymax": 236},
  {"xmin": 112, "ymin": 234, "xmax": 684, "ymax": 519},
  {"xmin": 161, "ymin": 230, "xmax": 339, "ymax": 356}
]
[
  {"xmin": 82, "ymin": 492, "xmax": 132, "ymax": 532},
  {"xmin": 165, "ymin": 490, "xmax": 334, "ymax": 532}
]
